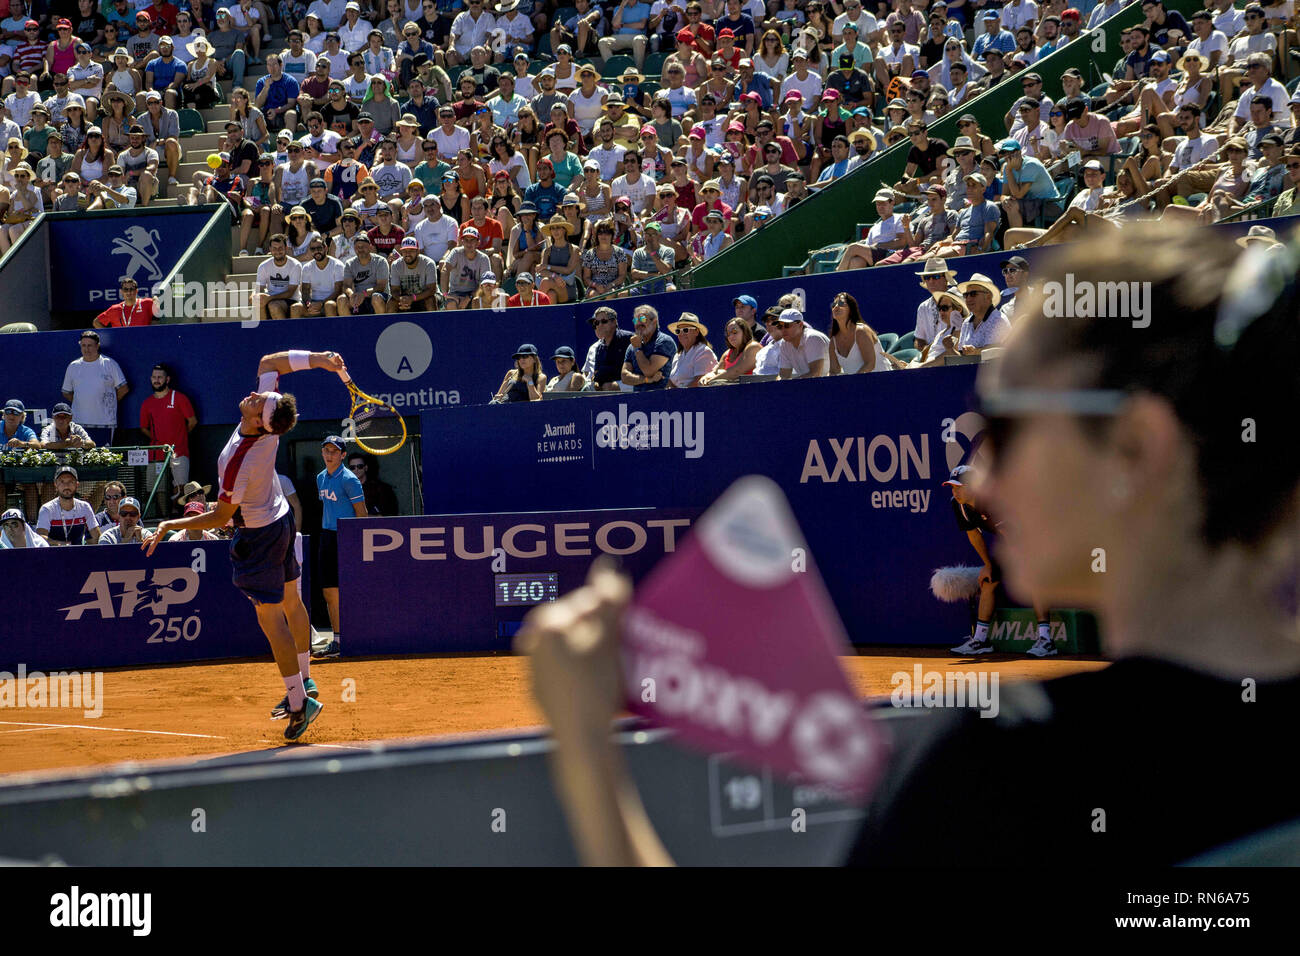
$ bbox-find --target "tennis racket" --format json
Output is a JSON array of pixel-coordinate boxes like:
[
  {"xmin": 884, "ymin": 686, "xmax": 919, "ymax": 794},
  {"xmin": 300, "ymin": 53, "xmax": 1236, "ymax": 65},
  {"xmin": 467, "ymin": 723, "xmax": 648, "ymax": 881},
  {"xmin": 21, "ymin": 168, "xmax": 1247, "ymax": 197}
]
[{"xmin": 340, "ymin": 371, "xmax": 407, "ymax": 455}]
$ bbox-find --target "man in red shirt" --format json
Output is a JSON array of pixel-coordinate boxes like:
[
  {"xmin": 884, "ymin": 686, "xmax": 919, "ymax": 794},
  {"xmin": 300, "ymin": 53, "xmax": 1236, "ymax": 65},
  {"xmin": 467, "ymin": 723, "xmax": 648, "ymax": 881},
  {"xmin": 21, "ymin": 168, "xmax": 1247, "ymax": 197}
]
[
  {"xmin": 461, "ymin": 194, "xmax": 505, "ymax": 276},
  {"xmin": 139, "ymin": 362, "xmax": 197, "ymax": 511},
  {"xmin": 93, "ymin": 276, "xmax": 156, "ymax": 328},
  {"xmin": 366, "ymin": 205, "xmax": 405, "ymax": 257},
  {"xmin": 141, "ymin": 0, "xmax": 179, "ymax": 34},
  {"xmin": 506, "ymin": 272, "xmax": 551, "ymax": 307}
]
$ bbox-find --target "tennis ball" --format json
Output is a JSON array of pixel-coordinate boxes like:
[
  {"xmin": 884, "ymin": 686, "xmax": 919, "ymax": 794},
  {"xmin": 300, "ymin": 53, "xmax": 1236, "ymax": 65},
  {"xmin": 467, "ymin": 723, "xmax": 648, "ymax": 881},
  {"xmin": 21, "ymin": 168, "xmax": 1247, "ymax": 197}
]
[{"xmin": 206, "ymin": 153, "xmax": 222, "ymax": 169}]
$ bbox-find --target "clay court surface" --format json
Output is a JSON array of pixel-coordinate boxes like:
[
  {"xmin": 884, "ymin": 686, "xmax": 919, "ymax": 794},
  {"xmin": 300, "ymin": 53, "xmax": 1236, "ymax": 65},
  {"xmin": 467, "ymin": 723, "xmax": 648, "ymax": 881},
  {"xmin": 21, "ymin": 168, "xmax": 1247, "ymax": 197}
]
[{"xmin": 0, "ymin": 650, "xmax": 1109, "ymax": 777}]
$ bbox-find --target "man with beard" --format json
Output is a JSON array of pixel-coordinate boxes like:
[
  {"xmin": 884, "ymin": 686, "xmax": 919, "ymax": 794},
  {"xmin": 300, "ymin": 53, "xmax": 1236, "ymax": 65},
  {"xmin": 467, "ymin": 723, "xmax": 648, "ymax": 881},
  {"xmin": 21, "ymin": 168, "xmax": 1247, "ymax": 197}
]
[
  {"xmin": 36, "ymin": 466, "xmax": 101, "ymax": 545},
  {"xmin": 388, "ymin": 236, "xmax": 440, "ymax": 312},
  {"xmin": 139, "ymin": 362, "xmax": 198, "ymax": 506},
  {"xmin": 291, "ymin": 235, "xmax": 346, "ymax": 317},
  {"xmin": 97, "ymin": 495, "xmax": 148, "ymax": 545}
]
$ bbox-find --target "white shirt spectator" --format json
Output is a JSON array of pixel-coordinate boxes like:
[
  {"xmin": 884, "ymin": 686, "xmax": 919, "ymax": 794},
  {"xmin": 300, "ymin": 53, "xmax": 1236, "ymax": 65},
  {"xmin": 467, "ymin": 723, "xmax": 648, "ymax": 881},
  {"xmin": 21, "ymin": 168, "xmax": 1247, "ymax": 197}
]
[
  {"xmin": 877, "ymin": 42, "xmax": 920, "ymax": 69},
  {"xmin": 777, "ymin": 327, "xmax": 830, "ymax": 376},
  {"xmin": 1228, "ymin": 32, "xmax": 1276, "ymax": 66},
  {"xmin": 301, "ymin": 255, "xmax": 347, "ymax": 300},
  {"xmin": 833, "ymin": 11, "xmax": 878, "ymax": 39},
  {"xmin": 307, "ymin": 0, "xmax": 349, "ymax": 30},
  {"xmin": 37, "ymin": 498, "xmax": 99, "ymax": 545},
  {"xmin": 68, "ymin": 60, "xmax": 105, "ymax": 100},
  {"xmin": 669, "ymin": 343, "xmax": 717, "ymax": 386},
  {"xmin": 1215, "ymin": 6, "xmax": 1245, "ymax": 37},
  {"xmin": 4, "ymin": 91, "xmax": 39, "ymax": 128},
  {"xmin": 914, "ymin": 296, "xmax": 943, "ymax": 347},
  {"xmin": 1069, "ymin": 185, "xmax": 1106, "ymax": 211},
  {"xmin": 257, "ymin": 255, "xmax": 304, "ymax": 295},
  {"xmin": 1187, "ymin": 30, "xmax": 1228, "ymax": 65},
  {"xmin": 62, "ymin": 354, "xmax": 127, "ymax": 427},
  {"xmin": 413, "ymin": 211, "xmax": 460, "ymax": 260},
  {"xmin": 431, "ymin": 123, "xmax": 471, "ymax": 160},
  {"xmin": 781, "ymin": 71, "xmax": 824, "ymax": 105},
  {"xmin": 866, "ymin": 212, "xmax": 904, "ymax": 248},
  {"xmin": 281, "ymin": 49, "xmax": 318, "ymax": 79},
  {"xmin": 611, "ymin": 172, "xmax": 658, "ymax": 214},
  {"xmin": 754, "ymin": 339, "xmax": 783, "ymax": 374},
  {"xmin": 1088, "ymin": 0, "xmax": 1127, "ymax": 29},
  {"xmin": 338, "ymin": 18, "xmax": 375, "ymax": 52},
  {"xmin": 589, "ymin": 142, "xmax": 627, "ymax": 181},
  {"xmin": 1000, "ymin": 0, "xmax": 1038, "ymax": 32},
  {"xmin": 1171, "ymin": 134, "xmax": 1220, "ymax": 171},
  {"xmin": 228, "ymin": 6, "xmax": 262, "ymax": 34},
  {"xmin": 957, "ymin": 309, "xmax": 1010, "ymax": 349},
  {"xmin": 1236, "ymin": 76, "xmax": 1291, "ymax": 127},
  {"xmin": 450, "ymin": 10, "xmax": 497, "ymax": 57}
]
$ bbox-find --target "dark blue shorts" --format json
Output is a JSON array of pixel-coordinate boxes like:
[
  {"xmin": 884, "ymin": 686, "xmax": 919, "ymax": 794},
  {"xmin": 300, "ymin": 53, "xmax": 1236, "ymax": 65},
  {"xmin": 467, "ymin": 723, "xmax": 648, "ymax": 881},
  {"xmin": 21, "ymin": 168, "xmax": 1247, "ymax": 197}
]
[{"xmin": 230, "ymin": 509, "xmax": 300, "ymax": 605}]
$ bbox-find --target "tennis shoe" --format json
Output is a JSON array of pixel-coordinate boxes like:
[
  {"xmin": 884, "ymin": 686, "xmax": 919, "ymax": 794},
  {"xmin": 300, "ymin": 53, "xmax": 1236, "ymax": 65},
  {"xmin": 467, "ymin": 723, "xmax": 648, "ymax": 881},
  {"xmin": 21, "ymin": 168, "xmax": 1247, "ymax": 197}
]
[
  {"xmin": 312, "ymin": 639, "xmax": 341, "ymax": 659},
  {"xmin": 284, "ymin": 696, "xmax": 323, "ymax": 741},
  {"xmin": 951, "ymin": 635, "xmax": 994, "ymax": 655},
  {"xmin": 271, "ymin": 677, "xmax": 318, "ymax": 719},
  {"xmin": 1027, "ymin": 636, "xmax": 1059, "ymax": 658}
]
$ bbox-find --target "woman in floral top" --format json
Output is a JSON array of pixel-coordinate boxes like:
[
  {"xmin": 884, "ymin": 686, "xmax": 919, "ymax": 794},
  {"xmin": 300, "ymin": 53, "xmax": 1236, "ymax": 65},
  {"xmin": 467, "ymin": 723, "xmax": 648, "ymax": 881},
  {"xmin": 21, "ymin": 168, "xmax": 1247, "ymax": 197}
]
[{"xmin": 581, "ymin": 219, "xmax": 629, "ymax": 296}]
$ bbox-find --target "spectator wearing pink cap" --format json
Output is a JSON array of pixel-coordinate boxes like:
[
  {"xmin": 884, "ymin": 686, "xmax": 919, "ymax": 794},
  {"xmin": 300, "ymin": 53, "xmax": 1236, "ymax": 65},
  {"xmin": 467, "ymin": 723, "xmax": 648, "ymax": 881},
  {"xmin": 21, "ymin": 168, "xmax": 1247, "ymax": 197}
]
[{"xmin": 170, "ymin": 501, "xmax": 221, "ymax": 541}]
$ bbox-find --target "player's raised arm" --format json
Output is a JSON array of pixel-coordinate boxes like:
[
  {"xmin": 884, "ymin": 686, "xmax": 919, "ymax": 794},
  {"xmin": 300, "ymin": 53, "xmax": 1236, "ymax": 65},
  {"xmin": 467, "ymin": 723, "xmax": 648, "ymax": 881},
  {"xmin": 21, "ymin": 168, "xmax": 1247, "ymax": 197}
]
[{"xmin": 256, "ymin": 350, "xmax": 348, "ymax": 379}]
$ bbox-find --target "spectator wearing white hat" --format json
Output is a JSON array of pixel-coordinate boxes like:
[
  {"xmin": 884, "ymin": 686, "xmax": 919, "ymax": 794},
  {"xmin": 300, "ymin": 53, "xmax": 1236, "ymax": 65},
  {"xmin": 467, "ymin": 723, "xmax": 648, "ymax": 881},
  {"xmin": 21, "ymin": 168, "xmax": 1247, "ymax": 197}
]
[
  {"xmin": 835, "ymin": 188, "xmax": 906, "ymax": 269},
  {"xmin": 955, "ymin": 273, "xmax": 1010, "ymax": 353},
  {"xmin": 666, "ymin": 313, "xmax": 717, "ymax": 388},
  {"xmin": 137, "ymin": 89, "xmax": 182, "ymax": 183},
  {"xmin": 440, "ymin": 225, "xmax": 490, "ymax": 308},
  {"xmin": 389, "ymin": 235, "xmax": 440, "ymax": 311},
  {"xmin": 97, "ymin": 495, "xmax": 148, "ymax": 545},
  {"xmin": 0, "ymin": 160, "xmax": 43, "ymax": 250},
  {"xmin": 775, "ymin": 307, "xmax": 829, "ymax": 379}
]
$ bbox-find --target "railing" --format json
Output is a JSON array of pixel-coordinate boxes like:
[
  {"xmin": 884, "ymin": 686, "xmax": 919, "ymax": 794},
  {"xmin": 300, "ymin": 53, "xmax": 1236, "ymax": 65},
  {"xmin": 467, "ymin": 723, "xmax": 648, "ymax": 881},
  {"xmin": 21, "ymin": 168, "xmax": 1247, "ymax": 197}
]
[{"xmin": 0, "ymin": 445, "xmax": 176, "ymax": 520}]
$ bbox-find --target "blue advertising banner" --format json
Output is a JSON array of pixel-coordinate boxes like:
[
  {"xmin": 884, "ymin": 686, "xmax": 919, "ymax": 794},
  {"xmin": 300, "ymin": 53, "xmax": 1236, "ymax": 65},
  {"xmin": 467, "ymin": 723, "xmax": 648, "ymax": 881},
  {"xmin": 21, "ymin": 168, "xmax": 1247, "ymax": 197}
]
[
  {"xmin": 0, "ymin": 537, "xmax": 306, "ymax": 672},
  {"xmin": 415, "ymin": 367, "xmax": 984, "ymax": 645},
  {"xmin": 338, "ymin": 508, "xmax": 700, "ymax": 653},
  {"xmin": 47, "ymin": 212, "xmax": 213, "ymax": 313},
  {"xmin": 9, "ymin": 214, "xmax": 1291, "ymax": 420}
]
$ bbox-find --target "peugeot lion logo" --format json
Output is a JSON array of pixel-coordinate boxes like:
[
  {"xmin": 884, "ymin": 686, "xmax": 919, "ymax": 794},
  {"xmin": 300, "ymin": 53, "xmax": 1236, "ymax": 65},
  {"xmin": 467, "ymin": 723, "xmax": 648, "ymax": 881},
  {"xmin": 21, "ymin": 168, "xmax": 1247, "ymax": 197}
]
[{"xmin": 111, "ymin": 226, "xmax": 165, "ymax": 282}]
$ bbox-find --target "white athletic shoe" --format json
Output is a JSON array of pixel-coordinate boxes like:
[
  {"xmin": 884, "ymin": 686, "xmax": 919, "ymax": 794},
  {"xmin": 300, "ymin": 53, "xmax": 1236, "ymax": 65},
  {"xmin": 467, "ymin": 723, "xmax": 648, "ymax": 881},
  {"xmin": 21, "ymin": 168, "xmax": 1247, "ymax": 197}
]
[
  {"xmin": 168, "ymin": 176, "xmax": 178, "ymax": 186},
  {"xmin": 1027, "ymin": 636, "xmax": 1059, "ymax": 658},
  {"xmin": 951, "ymin": 635, "xmax": 994, "ymax": 655}
]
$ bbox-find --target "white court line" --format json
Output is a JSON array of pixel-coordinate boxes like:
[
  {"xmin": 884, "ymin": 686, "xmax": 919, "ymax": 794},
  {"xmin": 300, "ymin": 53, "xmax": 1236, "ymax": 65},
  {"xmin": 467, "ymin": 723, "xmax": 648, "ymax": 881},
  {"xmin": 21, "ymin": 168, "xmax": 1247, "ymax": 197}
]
[
  {"xmin": 0, "ymin": 720, "xmax": 226, "ymax": 739},
  {"xmin": 0, "ymin": 727, "xmax": 62, "ymax": 735}
]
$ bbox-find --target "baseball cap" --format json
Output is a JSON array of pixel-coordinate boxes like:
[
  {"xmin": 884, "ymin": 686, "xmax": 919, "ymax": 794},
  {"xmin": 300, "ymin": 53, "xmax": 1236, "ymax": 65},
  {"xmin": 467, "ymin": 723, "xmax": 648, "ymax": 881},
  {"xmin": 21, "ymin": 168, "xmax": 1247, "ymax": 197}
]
[
  {"xmin": 118, "ymin": 496, "xmax": 141, "ymax": 514},
  {"xmin": 553, "ymin": 346, "xmax": 576, "ymax": 360},
  {"xmin": 462, "ymin": 226, "xmax": 480, "ymax": 239},
  {"xmin": 183, "ymin": 501, "xmax": 208, "ymax": 517},
  {"xmin": 965, "ymin": 172, "xmax": 989, "ymax": 187},
  {"xmin": 310, "ymin": 177, "xmax": 327, "ymax": 187},
  {"xmin": 2, "ymin": 399, "xmax": 24, "ymax": 416},
  {"xmin": 778, "ymin": 308, "xmax": 804, "ymax": 325},
  {"xmin": 1001, "ymin": 255, "xmax": 1029, "ymax": 271},
  {"xmin": 997, "ymin": 138, "xmax": 1022, "ymax": 153},
  {"xmin": 1082, "ymin": 159, "xmax": 1105, "ymax": 171},
  {"xmin": 55, "ymin": 465, "xmax": 78, "ymax": 480},
  {"xmin": 1, "ymin": 508, "xmax": 24, "ymax": 524},
  {"xmin": 704, "ymin": 209, "xmax": 724, "ymax": 221},
  {"xmin": 399, "ymin": 237, "xmax": 420, "ymax": 249},
  {"xmin": 942, "ymin": 464, "xmax": 973, "ymax": 487},
  {"xmin": 733, "ymin": 294, "xmax": 757, "ymax": 309},
  {"xmin": 322, "ymin": 434, "xmax": 347, "ymax": 450},
  {"xmin": 481, "ymin": 272, "xmax": 498, "ymax": 284},
  {"xmin": 52, "ymin": 402, "xmax": 73, "ymax": 416},
  {"xmin": 516, "ymin": 272, "xmax": 535, "ymax": 285}
]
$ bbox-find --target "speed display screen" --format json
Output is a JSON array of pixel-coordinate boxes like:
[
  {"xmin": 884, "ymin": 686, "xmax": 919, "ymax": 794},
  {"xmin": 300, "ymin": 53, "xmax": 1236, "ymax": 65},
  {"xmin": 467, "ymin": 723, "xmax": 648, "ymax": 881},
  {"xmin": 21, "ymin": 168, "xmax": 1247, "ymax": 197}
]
[{"xmin": 494, "ymin": 573, "xmax": 560, "ymax": 607}]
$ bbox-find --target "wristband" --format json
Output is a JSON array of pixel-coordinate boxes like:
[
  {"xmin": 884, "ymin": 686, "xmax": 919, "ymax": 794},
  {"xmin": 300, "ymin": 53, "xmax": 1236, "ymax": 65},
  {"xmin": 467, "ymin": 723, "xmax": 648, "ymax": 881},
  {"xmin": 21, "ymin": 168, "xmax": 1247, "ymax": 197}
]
[{"xmin": 288, "ymin": 349, "xmax": 312, "ymax": 371}]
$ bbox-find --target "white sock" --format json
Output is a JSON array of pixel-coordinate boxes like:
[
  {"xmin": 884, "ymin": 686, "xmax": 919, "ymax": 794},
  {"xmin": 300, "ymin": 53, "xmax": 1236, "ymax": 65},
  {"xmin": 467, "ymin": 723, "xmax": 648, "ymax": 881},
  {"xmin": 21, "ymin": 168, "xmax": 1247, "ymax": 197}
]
[
  {"xmin": 1037, "ymin": 621, "xmax": 1052, "ymax": 642},
  {"xmin": 284, "ymin": 674, "xmax": 306, "ymax": 711},
  {"xmin": 298, "ymin": 653, "xmax": 311, "ymax": 681},
  {"xmin": 974, "ymin": 620, "xmax": 990, "ymax": 643}
]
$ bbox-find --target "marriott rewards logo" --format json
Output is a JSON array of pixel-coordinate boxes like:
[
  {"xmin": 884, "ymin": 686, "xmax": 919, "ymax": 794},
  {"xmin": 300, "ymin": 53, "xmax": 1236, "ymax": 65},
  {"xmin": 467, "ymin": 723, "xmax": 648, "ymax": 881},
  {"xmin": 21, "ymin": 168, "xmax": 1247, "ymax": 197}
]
[
  {"xmin": 797, "ymin": 413, "xmax": 983, "ymax": 514},
  {"xmin": 536, "ymin": 405, "xmax": 705, "ymax": 465}
]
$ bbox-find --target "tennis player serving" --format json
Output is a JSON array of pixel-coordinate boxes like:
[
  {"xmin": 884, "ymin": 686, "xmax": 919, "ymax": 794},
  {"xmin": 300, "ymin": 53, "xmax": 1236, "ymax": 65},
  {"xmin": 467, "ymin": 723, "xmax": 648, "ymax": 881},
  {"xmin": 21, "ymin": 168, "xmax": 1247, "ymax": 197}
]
[{"xmin": 143, "ymin": 349, "xmax": 348, "ymax": 741}]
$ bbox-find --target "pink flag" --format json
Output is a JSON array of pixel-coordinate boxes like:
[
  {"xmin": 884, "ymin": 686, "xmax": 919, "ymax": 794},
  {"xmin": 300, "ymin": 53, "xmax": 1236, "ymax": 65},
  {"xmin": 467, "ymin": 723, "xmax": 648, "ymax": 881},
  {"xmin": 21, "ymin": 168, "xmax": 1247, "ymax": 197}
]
[{"xmin": 622, "ymin": 476, "xmax": 887, "ymax": 802}]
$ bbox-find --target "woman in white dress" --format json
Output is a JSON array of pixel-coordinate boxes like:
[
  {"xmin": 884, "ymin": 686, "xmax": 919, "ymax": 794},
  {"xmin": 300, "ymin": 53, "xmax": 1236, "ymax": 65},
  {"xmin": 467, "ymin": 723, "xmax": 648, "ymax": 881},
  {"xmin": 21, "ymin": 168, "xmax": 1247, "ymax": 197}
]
[
  {"xmin": 666, "ymin": 313, "xmax": 718, "ymax": 388},
  {"xmin": 828, "ymin": 292, "xmax": 906, "ymax": 373}
]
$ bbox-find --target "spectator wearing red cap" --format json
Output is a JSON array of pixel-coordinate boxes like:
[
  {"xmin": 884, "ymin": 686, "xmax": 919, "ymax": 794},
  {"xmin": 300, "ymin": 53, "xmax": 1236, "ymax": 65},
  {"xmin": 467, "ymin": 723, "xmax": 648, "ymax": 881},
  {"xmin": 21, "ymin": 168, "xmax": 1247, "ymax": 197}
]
[
  {"xmin": 713, "ymin": 0, "xmax": 755, "ymax": 57},
  {"xmin": 10, "ymin": 21, "xmax": 47, "ymax": 79},
  {"xmin": 711, "ymin": 27, "xmax": 744, "ymax": 71},
  {"xmin": 169, "ymin": 501, "xmax": 220, "ymax": 541},
  {"xmin": 46, "ymin": 18, "xmax": 79, "ymax": 79}
]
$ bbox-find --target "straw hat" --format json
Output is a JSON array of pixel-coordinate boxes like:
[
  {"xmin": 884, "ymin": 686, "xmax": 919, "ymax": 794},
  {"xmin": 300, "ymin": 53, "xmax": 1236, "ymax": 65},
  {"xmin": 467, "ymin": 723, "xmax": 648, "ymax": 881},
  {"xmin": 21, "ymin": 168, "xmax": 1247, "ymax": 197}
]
[
  {"xmin": 545, "ymin": 214, "xmax": 577, "ymax": 235},
  {"xmin": 6, "ymin": 138, "xmax": 28, "ymax": 160},
  {"xmin": 916, "ymin": 256, "xmax": 956, "ymax": 287},
  {"xmin": 105, "ymin": 89, "xmax": 134, "ymax": 109},
  {"xmin": 1236, "ymin": 224, "xmax": 1281, "ymax": 248},
  {"xmin": 668, "ymin": 313, "xmax": 709, "ymax": 336},
  {"xmin": 1176, "ymin": 51, "xmax": 1209, "ymax": 72},
  {"xmin": 956, "ymin": 272, "xmax": 1002, "ymax": 306},
  {"xmin": 931, "ymin": 288, "xmax": 969, "ymax": 317}
]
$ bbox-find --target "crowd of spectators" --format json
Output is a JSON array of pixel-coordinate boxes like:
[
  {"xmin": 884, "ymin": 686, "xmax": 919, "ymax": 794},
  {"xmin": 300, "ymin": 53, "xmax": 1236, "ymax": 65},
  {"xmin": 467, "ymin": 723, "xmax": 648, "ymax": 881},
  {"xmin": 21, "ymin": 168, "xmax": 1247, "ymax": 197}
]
[
  {"xmin": 829, "ymin": 0, "xmax": 1300, "ymax": 268},
  {"xmin": 492, "ymin": 251, "xmax": 1014, "ymax": 399}
]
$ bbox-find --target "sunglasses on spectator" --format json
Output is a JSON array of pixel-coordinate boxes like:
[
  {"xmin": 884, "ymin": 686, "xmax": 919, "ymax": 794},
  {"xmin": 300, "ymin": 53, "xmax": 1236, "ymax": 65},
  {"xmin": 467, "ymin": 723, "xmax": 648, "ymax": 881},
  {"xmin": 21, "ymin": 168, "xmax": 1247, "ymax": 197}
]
[
  {"xmin": 119, "ymin": 510, "xmax": 140, "ymax": 518},
  {"xmin": 937, "ymin": 304, "xmax": 956, "ymax": 312},
  {"xmin": 1288, "ymin": 162, "xmax": 1300, "ymax": 170},
  {"xmin": 104, "ymin": 493, "xmax": 123, "ymax": 500},
  {"xmin": 1050, "ymin": 111, "xmax": 1064, "ymax": 117}
]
